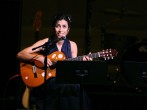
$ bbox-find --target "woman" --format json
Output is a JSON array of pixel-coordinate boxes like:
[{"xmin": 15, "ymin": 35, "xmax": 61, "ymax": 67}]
[{"xmin": 17, "ymin": 13, "xmax": 92, "ymax": 110}]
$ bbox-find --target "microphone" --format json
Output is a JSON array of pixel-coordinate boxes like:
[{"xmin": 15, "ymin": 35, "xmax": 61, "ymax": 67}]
[
  {"xmin": 53, "ymin": 36, "xmax": 66, "ymax": 43},
  {"xmin": 32, "ymin": 36, "xmax": 65, "ymax": 50},
  {"xmin": 43, "ymin": 36, "xmax": 65, "ymax": 47},
  {"xmin": 48, "ymin": 36, "xmax": 65, "ymax": 45}
]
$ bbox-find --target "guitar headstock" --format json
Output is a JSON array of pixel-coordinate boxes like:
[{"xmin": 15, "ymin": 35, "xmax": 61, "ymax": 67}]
[
  {"xmin": 33, "ymin": 10, "xmax": 42, "ymax": 32},
  {"xmin": 99, "ymin": 49, "xmax": 118, "ymax": 60}
]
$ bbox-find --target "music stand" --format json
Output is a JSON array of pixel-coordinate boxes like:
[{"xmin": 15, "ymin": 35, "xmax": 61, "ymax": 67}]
[
  {"xmin": 56, "ymin": 61, "xmax": 110, "ymax": 110},
  {"xmin": 122, "ymin": 61, "xmax": 147, "ymax": 88}
]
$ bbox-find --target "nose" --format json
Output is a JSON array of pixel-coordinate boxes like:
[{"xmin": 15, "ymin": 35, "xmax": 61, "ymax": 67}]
[{"xmin": 59, "ymin": 27, "xmax": 63, "ymax": 31}]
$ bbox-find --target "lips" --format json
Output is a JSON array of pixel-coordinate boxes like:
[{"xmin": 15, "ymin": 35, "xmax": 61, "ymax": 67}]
[{"xmin": 58, "ymin": 34, "xmax": 64, "ymax": 37}]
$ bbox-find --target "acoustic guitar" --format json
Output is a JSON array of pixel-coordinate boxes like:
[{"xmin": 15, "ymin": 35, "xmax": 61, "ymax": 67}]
[{"xmin": 20, "ymin": 49, "xmax": 118, "ymax": 88}]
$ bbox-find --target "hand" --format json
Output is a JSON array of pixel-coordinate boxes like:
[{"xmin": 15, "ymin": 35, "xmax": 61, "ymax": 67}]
[
  {"xmin": 33, "ymin": 55, "xmax": 53, "ymax": 68},
  {"xmin": 83, "ymin": 52, "xmax": 93, "ymax": 61},
  {"xmin": 46, "ymin": 58, "xmax": 53, "ymax": 67}
]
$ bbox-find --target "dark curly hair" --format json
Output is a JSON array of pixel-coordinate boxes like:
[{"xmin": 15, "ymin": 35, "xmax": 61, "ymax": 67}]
[{"xmin": 52, "ymin": 13, "xmax": 72, "ymax": 28}]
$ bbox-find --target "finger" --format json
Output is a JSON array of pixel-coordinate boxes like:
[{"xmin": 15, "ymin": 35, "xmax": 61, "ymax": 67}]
[
  {"xmin": 83, "ymin": 56, "xmax": 87, "ymax": 61},
  {"xmin": 47, "ymin": 59, "xmax": 52, "ymax": 66},
  {"xmin": 89, "ymin": 57, "xmax": 93, "ymax": 61},
  {"xmin": 85, "ymin": 56, "xmax": 90, "ymax": 61}
]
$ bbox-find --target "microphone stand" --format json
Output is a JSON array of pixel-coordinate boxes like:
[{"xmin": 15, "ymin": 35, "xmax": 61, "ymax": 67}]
[
  {"xmin": 43, "ymin": 43, "xmax": 48, "ymax": 110},
  {"xmin": 32, "ymin": 41, "xmax": 52, "ymax": 110},
  {"xmin": 32, "ymin": 37, "xmax": 65, "ymax": 110},
  {"xmin": 32, "ymin": 37, "xmax": 65, "ymax": 51}
]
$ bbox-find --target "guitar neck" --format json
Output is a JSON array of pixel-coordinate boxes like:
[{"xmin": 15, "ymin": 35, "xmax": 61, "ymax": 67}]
[{"xmin": 66, "ymin": 52, "xmax": 100, "ymax": 61}]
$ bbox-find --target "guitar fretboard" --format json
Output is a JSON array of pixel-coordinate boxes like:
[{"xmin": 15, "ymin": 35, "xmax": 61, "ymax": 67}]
[{"xmin": 66, "ymin": 52, "xmax": 100, "ymax": 61}]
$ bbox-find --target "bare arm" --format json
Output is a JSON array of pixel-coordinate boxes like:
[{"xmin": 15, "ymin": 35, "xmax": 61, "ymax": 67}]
[
  {"xmin": 70, "ymin": 40, "xmax": 92, "ymax": 61},
  {"xmin": 16, "ymin": 38, "xmax": 49, "ymax": 64},
  {"xmin": 70, "ymin": 40, "xmax": 78, "ymax": 58}
]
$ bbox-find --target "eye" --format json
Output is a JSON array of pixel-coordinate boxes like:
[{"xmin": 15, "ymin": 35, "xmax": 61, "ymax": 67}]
[
  {"xmin": 55, "ymin": 24, "xmax": 60, "ymax": 28},
  {"xmin": 63, "ymin": 25, "xmax": 67, "ymax": 28}
]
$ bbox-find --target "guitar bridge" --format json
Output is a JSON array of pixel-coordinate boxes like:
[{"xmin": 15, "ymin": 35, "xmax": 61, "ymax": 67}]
[{"xmin": 32, "ymin": 65, "xmax": 37, "ymax": 78}]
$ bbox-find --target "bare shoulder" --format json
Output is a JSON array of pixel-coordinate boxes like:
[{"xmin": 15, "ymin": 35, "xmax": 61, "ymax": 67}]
[
  {"xmin": 32, "ymin": 37, "xmax": 49, "ymax": 45},
  {"xmin": 69, "ymin": 40, "xmax": 77, "ymax": 47},
  {"xmin": 37, "ymin": 37, "xmax": 49, "ymax": 43},
  {"xmin": 29, "ymin": 37, "xmax": 49, "ymax": 50}
]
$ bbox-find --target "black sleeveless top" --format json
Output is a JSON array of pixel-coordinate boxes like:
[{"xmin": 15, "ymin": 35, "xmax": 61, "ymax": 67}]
[{"xmin": 46, "ymin": 37, "xmax": 72, "ymax": 58}]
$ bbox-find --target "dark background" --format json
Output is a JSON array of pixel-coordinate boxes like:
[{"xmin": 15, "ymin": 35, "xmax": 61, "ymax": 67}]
[
  {"xmin": 0, "ymin": 0, "xmax": 147, "ymax": 110},
  {"xmin": 0, "ymin": 0, "xmax": 23, "ymax": 109}
]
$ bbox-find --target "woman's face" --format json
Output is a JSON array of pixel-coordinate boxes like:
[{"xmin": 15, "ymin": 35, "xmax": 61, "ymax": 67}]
[{"xmin": 55, "ymin": 19, "xmax": 69, "ymax": 38}]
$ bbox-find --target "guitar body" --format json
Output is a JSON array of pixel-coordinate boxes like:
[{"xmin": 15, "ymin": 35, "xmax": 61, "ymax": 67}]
[
  {"xmin": 20, "ymin": 51, "xmax": 66, "ymax": 87},
  {"xmin": 20, "ymin": 49, "xmax": 118, "ymax": 87}
]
